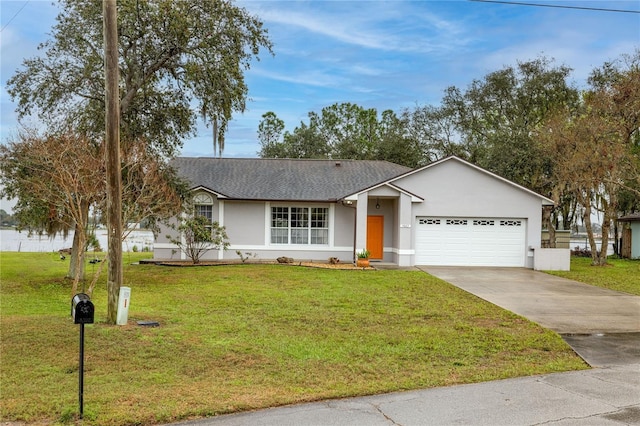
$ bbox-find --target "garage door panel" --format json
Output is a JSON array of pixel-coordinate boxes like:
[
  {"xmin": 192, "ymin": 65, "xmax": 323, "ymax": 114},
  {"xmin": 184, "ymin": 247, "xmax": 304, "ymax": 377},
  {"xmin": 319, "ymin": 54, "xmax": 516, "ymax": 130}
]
[{"xmin": 415, "ymin": 217, "xmax": 525, "ymax": 267}]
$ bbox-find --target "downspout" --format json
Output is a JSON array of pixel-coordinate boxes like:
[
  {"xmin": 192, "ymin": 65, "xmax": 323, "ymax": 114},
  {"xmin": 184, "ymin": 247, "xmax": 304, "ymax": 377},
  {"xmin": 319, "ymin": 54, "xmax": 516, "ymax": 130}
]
[{"xmin": 340, "ymin": 200, "xmax": 357, "ymax": 264}]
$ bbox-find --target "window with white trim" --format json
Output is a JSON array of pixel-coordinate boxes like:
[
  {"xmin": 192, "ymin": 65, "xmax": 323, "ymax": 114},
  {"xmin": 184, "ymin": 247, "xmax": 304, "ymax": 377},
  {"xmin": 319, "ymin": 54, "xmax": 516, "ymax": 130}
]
[
  {"xmin": 195, "ymin": 204, "xmax": 213, "ymax": 223},
  {"xmin": 193, "ymin": 193, "xmax": 214, "ymax": 239},
  {"xmin": 271, "ymin": 206, "xmax": 328, "ymax": 245}
]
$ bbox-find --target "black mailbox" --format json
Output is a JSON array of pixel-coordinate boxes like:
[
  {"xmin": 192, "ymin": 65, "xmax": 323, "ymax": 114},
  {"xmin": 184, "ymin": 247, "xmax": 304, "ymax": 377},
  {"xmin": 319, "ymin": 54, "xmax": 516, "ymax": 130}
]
[{"xmin": 72, "ymin": 293, "xmax": 94, "ymax": 324}]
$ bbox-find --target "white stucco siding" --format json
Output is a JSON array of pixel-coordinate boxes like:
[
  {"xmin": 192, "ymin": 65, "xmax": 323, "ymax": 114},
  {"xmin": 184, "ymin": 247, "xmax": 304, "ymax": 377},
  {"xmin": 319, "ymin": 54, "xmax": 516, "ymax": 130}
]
[
  {"xmin": 396, "ymin": 160, "xmax": 540, "ymax": 217},
  {"xmin": 334, "ymin": 204, "xmax": 356, "ymax": 247},
  {"xmin": 153, "ymin": 217, "xmax": 181, "ymax": 260},
  {"xmin": 155, "ymin": 217, "xmax": 179, "ymax": 245},
  {"xmin": 393, "ymin": 159, "xmax": 544, "ymax": 267},
  {"xmin": 223, "ymin": 201, "xmax": 265, "ymax": 245}
]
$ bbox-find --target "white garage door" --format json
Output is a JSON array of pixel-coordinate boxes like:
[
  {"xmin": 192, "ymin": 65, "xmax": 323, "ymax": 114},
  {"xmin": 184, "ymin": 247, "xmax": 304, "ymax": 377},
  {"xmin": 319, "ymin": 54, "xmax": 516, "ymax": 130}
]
[{"xmin": 415, "ymin": 217, "xmax": 526, "ymax": 267}]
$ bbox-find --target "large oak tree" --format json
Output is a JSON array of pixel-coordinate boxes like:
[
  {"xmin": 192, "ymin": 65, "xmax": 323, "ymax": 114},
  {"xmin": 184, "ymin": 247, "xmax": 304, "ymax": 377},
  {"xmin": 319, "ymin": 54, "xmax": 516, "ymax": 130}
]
[{"xmin": 7, "ymin": 0, "xmax": 273, "ymax": 157}]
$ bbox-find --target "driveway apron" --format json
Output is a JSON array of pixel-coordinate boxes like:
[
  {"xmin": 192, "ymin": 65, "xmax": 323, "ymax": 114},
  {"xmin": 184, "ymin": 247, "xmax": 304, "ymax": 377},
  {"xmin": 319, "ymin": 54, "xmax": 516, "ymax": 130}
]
[{"xmin": 421, "ymin": 266, "xmax": 640, "ymax": 367}]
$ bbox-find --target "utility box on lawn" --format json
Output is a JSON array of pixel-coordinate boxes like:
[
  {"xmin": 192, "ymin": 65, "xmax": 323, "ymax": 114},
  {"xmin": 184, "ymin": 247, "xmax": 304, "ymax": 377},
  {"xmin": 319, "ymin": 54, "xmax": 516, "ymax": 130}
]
[{"xmin": 116, "ymin": 286, "xmax": 131, "ymax": 325}]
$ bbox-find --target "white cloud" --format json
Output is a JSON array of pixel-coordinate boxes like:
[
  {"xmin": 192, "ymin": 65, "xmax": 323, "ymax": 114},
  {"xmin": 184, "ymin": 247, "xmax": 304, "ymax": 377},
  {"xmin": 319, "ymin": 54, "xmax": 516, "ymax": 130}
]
[
  {"xmin": 251, "ymin": 66, "xmax": 348, "ymax": 88},
  {"xmin": 244, "ymin": 1, "xmax": 468, "ymax": 54}
]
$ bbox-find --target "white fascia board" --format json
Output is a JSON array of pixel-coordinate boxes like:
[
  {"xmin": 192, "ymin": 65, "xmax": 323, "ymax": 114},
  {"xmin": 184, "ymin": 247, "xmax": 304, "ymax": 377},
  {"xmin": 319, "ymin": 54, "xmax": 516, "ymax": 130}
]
[
  {"xmin": 344, "ymin": 182, "xmax": 423, "ymax": 203},
  {"xmin": 385, "ymin": 183, "xmax": 424, "ymax": 202},
  {"xmin": 191, "ymin": 185, "xmax": 228, "ymax": 199}
]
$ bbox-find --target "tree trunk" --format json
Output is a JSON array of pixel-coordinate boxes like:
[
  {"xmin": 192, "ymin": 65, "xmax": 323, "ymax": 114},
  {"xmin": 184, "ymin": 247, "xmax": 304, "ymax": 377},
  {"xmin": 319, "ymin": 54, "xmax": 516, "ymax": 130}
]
[
  {"xmin": 613, "ymin": 219, "xmax": 619, "ymax": 256},
  {"xmin": 87, "ymin": 254, "xmax": 108, "ymax": 296},
  {"xmin": 68, "ymin": 226, "xmax": 84, "ymax": 280},
  {"xmin": 542, "ymin": 206, "xmax": 556, "ymax": 248},
  {"xmin": 104, "ymin": 0, "xmax": 123, "ymax": 324},
  {"xmin": 70, "ymin": 229, "xmax": 88, "ymax": 296},
  {"xmin": 69, "ymin": 201, "xmax": 90, "ymax": 295},
  {"xmin": 598, "ymin": 213, "xmax": 611, "ymax": 266},
  {"xmin": 582, "ymin": 196, "xmax": 600, "ymax": 266},
  {"xmin": 597, "ymin": 193, "xmax": 616, "ymax": 266}
]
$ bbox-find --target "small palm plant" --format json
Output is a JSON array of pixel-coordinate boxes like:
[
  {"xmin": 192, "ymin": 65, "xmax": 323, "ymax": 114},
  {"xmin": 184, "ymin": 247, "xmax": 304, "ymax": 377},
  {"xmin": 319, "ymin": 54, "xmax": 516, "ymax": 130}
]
[
  {"xmin": 356, "ymin": 249, "xmax": 370, "ymax": 259},
  {"xmin": 356, "ymin": 249, "xmax": 371, "ymax": 267}
]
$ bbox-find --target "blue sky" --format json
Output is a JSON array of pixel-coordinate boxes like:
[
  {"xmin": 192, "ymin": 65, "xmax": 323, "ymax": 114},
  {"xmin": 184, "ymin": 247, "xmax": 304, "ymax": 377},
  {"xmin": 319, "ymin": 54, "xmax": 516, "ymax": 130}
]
[{"xmin": 1, "ymin": 0, "xmax": 639, "ymax": 159}]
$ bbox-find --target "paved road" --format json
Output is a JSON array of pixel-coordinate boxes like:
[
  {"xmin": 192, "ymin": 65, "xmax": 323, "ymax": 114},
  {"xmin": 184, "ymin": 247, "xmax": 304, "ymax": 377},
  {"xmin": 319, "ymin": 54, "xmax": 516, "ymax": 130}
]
[
  {"xmin": 172, "ymin": 365, "xmax": 639, "ymax": 426},
  {"xmin": 170, "ymin": 268, "xmax": 640, "ymax": 426}
]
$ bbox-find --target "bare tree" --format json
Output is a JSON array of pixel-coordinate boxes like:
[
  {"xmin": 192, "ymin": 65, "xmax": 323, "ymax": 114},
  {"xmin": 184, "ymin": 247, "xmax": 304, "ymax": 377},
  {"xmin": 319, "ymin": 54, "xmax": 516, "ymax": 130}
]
[
  {"xmin": 540, "ymin": 51, "xmax": 640, "ymax": 265},
  {"xmin": 1, "ymin": 131, "xmax": 188, "ymax": 296},
  {"xmin": 0, "ymin": 131, "xmax": 103, "ymax": 294}
]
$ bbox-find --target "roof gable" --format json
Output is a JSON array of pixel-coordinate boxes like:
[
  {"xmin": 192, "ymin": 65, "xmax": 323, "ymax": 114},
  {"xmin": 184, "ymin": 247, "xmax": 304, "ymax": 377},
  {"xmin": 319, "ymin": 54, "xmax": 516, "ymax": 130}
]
[
  {"xmin": 344, "ymin": 182, "xmax": 424, "ymax": 202},
  {"xmin": 171, "ymin": 157, "xmax": 411, "ymax": 201},
  {"xmin": 389, "ymin": 156, "xmax": 554, "ymax": 205}
]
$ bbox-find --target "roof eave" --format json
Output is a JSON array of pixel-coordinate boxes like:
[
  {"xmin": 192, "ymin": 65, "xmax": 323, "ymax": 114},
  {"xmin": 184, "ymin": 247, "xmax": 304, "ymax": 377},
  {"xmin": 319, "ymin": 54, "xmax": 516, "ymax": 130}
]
[{"xmin": 618, "ymin": 214, "xmax": 640, "ymax": 222}]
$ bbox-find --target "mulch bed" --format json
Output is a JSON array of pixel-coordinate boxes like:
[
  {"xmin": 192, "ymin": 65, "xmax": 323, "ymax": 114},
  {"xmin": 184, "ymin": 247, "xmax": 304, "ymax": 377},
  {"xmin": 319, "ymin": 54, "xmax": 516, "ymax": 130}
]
[{"xmin": 142, "ymin": 259, "xmax": 374, "ymax": 270}]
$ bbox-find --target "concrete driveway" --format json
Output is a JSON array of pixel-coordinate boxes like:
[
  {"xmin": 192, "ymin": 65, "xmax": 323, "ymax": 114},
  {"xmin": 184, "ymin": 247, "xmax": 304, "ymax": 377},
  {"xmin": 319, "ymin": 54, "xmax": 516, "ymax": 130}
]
[
  {"xmin": 421, "ymin": 266, "xmax": 640, "ymax": 367},
  {"xmin": 421, "ymin": 266, "xmax": 640, "ymax": 334}
]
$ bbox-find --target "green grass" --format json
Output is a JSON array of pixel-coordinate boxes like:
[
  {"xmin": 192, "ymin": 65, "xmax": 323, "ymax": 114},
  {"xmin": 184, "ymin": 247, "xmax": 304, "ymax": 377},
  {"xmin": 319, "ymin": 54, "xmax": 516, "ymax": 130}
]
[
  {"xmin": 1, "ymin": 252, "xmax": 587, "ymax": 425},
  {"xmin": 547, "ymin": 257, "xmax": 640, "ymax": 296}
]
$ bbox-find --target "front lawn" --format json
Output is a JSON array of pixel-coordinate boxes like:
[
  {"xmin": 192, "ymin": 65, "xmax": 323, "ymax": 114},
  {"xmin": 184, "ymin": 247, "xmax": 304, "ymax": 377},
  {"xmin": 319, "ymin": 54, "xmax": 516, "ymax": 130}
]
[
  {"xmin": 547, "ymin": 257, "xmax": 640, "ymax": 296},
  {"xmin": 0, "ymin": 252, "xmax": 587, "ymax": 425}
]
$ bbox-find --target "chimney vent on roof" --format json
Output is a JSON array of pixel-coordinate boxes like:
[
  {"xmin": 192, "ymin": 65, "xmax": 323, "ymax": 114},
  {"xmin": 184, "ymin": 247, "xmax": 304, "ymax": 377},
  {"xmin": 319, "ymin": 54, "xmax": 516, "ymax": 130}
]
[{"xmin": 335, "ymin": 161, "xmax": 341, "ymax": 167}]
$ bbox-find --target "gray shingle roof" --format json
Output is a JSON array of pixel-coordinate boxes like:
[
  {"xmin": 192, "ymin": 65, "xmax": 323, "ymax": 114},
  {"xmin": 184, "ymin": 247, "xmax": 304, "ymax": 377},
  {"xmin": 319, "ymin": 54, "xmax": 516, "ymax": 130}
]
[
  {"xmin": 171, "ymin": 157, "xmax": 412, "ymax": 201},
  {"xmin": 619, "ymin": 212, "xmax": 640, "ymax": 222}
]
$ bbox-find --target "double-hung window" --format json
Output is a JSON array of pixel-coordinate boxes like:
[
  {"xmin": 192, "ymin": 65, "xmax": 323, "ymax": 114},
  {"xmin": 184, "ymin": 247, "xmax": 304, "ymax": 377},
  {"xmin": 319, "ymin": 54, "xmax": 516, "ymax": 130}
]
[
  {"xmin": 193, "ymin": 194, "xmax": 214, "ymax": 240},
  {"xmin": 195, "ymin": 204, "xmax": 213, "ymax": 223},
  {"xmin": 271, "ymin": 206, "xmax": 328, "ymax": 245}
]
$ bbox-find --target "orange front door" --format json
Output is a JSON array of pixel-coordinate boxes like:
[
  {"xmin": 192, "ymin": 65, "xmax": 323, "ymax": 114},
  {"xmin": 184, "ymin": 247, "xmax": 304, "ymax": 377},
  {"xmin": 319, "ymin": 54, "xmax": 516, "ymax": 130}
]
[{"xmin": 367, "ymin": 215, "xmax": 384, "ymax": 260}]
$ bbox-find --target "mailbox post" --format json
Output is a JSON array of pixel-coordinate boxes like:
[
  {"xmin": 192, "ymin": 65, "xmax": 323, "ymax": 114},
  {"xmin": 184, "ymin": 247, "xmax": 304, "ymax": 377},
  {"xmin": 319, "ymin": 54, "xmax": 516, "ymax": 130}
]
[{"xmin": 71, "ymin": 294, "xmax": 94, "ymax": 419}]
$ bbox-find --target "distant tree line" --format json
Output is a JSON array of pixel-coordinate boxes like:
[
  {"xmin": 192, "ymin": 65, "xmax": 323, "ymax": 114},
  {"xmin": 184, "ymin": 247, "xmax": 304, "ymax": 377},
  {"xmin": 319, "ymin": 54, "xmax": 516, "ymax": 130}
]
[
  {"xmin": 0, "ymin": 209, "xmax": 17, "ymax": 227},
  {"xmin": 258, "ymin": 52, "xmax": 640, "ymax": 266}
]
